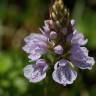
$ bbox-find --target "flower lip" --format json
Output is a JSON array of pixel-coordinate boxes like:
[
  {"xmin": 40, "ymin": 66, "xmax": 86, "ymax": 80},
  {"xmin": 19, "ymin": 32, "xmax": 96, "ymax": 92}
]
[
  {"xmin": 23, "ymin": 59, "xmax": 48, "ymax": 83},
  {"xmin": 67, "ymin": 30, "xmax": 88, "ymax": 46},
  {"xmin": 52, "ymin": 59, "xmax": 77, "ymax": 86},
  {"xmin": 71, "ymin": 45, "xmax": 95, "ymax": 70}
]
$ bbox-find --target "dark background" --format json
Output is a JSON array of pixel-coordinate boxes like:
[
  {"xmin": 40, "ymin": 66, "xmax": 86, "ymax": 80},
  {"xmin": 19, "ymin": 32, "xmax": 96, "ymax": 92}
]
[{"xmin": 0, "ymin": 0, "xmax": 96, "ymax": 96}]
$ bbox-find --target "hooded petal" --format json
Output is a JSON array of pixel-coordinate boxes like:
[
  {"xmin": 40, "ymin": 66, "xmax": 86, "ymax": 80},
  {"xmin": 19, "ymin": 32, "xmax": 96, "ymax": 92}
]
[
  {"xmin": 71, "ymin": 45, "xmax": 95, "ymax": 70},
  {"xmin": 72, "ymin": 57, "xmax": 95, "ymax": 70},
  {"xmin": 67, "ymin": 30, "xmax": 88, "ymax": 46},
  {"xmin": 71, "ymin": 45, "xmax": 88, "ymax": 61}
]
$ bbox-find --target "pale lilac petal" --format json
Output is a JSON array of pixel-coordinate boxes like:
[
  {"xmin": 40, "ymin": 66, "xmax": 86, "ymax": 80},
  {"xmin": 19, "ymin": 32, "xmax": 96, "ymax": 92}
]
[
  {"xmin": 71, "ymin": 45, "xmax": 88, "ymax": 61},
  {"xmin": 71, "ymin": 45, "xmax": 95, "ymax": 70},
  {"xmin": 23, "ymin": 33, "xmax": 49, "ymax": 61},
  {"xmin": 52, "ymin": 66, "xmax": 77, "ymax": 86},
  {"xmin": 28, "ymin": 52, "xmax": 41, "ymax": 61},
  {"xmin": 67, "ymin": 30, "xmax": 88, "ymax": 45},
  {"xmin": 54, "ymin": 45, "xmax": 63, "ymax": 55},
  {"xmin": 22, "ymin": 43, "xmax": 36, "ymax": 53},
  {"xmin": 24, "ymin": 33, "xmax": 48, "ymax": 43},
  {"xmin": 52, "ymin": 60, "xmax": 77, "ymax": 86},
  {"xmin": 23, "ymin": 65, "xmax": 46, "ymax": 83},
  {"xmin": 23, "ymin": 59, "xmax": 48, "ymax": 83},
  {"xmin": 72, "ymin": 57, "xmax": 95, "ymax": 70}
]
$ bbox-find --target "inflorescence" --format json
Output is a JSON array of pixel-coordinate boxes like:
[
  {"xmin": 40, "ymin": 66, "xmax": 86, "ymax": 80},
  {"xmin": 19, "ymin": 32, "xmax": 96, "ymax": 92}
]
[{"xmin": 22, "ymin": 0, "xmax": 95, "ymax": 86}]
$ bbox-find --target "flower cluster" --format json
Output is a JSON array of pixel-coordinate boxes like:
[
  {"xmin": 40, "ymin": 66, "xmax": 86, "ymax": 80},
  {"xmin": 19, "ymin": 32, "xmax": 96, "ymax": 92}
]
[
  {"xmin": 22, "ymin": 0, "xmax": 95, "ymax": 86},
  {"xmin": 22, "ymin": 19, "xmax": 95, "ymax": 86}
]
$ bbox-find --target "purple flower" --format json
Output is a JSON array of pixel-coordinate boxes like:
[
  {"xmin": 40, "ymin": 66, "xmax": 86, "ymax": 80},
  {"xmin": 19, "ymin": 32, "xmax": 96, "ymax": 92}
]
[
  {"xmin": 22, "ymin": 33, "xmax": 48, "ymax": 61},
  {"xmin": 67, "ymin": 30, "xmax": 88, "ymax": 46},
  {"xmin": 22, "ymin": 18, "xmax": 95, "ymax": 86},
  {"xmin": 52, "ymin": 59, "xmax": 77, "ymax": 86},
  {"xmin": 23, "ymin": 59, "xmax": 48, "ymax": 83},
  {"xmin": 71, "ymin": 45, "xmax": 95, "ymax": 70}
]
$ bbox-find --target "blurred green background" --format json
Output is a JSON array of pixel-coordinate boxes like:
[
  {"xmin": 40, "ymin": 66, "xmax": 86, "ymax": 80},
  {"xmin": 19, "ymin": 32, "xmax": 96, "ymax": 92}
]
[{"xmin": 0, "ymin": 0, "xmax": 96, "ymax": 96}]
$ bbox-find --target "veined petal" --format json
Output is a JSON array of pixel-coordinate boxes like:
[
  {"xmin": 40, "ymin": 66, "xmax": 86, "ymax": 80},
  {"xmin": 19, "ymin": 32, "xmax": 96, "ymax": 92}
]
[
  {"xmin": 71, "ymin": 45, "xmax": 95, "ymax": 70},
  {"xmin": 23, "ymin": 59, "xmax": 48, "ymax": 83},
  {"xmin": 67, "ymin": 30, "xmax": 88, "ymax": 46},
  {"xmin": 23, "ymin": 65, "xmax": 46, "ymax": 83},
  {"xmin": 52, "ymin": 66, "xmax": 77, "ymax": 86},
  {"xmin": 52, "ymin": 59, "xmax": 77, "ymax": 86},
  {"xmin": 71, "ymin": 45, "xmax": 89, "ymax": 61},
  {"xmin": 72, "ymin": 57, "xmax": 95, "ymax": 70}
]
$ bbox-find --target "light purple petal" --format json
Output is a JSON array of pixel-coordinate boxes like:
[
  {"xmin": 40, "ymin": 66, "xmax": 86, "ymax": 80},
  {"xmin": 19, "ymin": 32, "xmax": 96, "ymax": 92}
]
[
  {"xmin": 54, "ymin": 45, "xmax": 63, "ymax": 55},
  {"xmin": 52, "ymin": 60, "xmax": 77, "ymax": 86},
  {"xmin": 72, "ymin": 57, "xmax": 95, "ymax": 70},
  {"xmin": 67, "ymin": 30, "xmax": 88, "ymax": 46},
  {"xmin": 71, "ymin": 45, "xmax": 88, "ymax": 61},
  {"xmin": 23, "ymin": 41, "xmax": 47, "ymax": 55},
  {"xmin": 52, "ymin": 66, "xmax": 77, "ymax": 86},
  {"xmin": 23, "ymin": 59, "xmax": 48, "ymax": 83},
  {"xmin": 23, "ymin": 33, "xmax": 49, "ymax": 61},
  {"xmin": 28, "ymin": 52, "xmax": 41, "ymax": 61},
  {"xmin": 24, "ymin": 33, "xmax": 48, "ymax": 43},
  {"xmin": 71, "ymin": 45, "xmax": 95, "ymax": 70}
]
